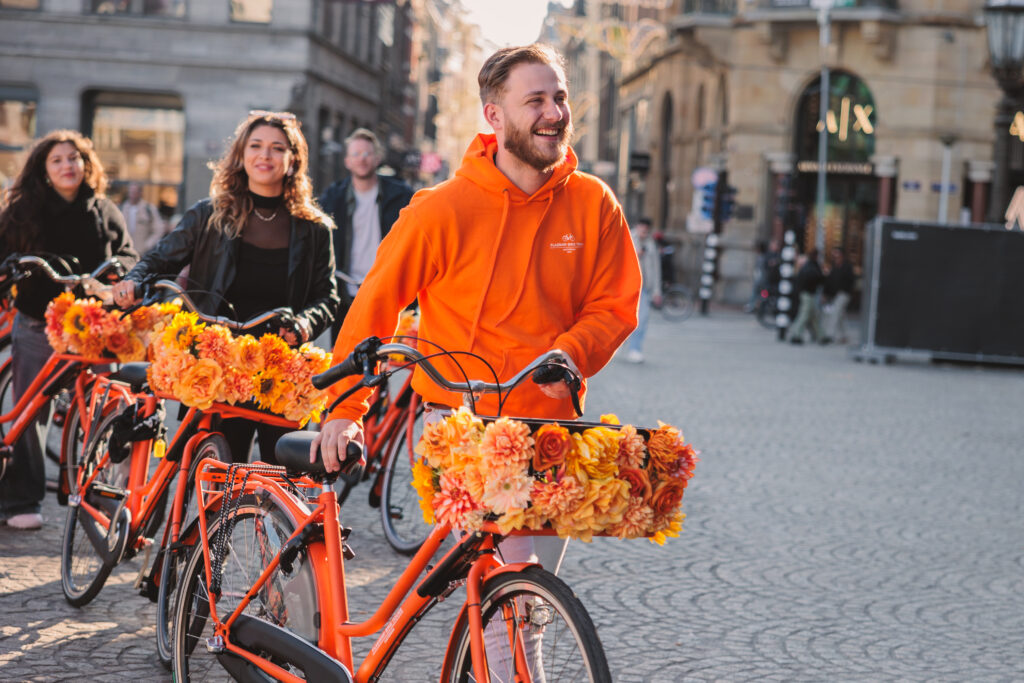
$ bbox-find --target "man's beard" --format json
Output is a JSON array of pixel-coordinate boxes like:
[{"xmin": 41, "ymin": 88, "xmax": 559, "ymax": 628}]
[{"xmin": 503, "ymin": 118, "xmax": 573, "ymax": 173}]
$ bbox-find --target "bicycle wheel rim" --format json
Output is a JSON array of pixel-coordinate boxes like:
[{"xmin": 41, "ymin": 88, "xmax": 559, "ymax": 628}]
[
  {"xmin": 445, "ymin": 566, "xmax": 610, "ymax": 683},
  {"xmin": 60, "ymin": 409, "xmax": 129, "ymax": 606},
  {"xmin": 173, "ymin": 494, "xmax": 319, "ymax": 682},
  {"xmin": 157, "ymin": 433, "xmax": 232, "ymax": 667},
  {"xmin": 380, "ymin": 404, "xmax": 429, "ymax": 555}
]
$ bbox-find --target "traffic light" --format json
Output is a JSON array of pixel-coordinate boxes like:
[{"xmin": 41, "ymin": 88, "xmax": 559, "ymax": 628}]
[
  {"xmin": 720, "ymin": 185, "xmax": 737, "ymax": 222},
  {"xmin": 700, "ymin": 181, "xmax": 717, "ymax": 219}
]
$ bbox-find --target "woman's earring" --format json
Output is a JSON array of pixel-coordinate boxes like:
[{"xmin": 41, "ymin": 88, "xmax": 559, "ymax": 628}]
[{"xmin": 45, "ymin": 176, "xmax": 52, "ymax": 186}]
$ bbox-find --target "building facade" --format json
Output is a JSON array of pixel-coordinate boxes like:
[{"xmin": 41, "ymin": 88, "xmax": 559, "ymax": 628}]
[
  {"xmin": 618, "ymin": 0, "xmax": 1009, "ymax": 303},
  {"xmin": 0, "ymin": 0, "xmax": 417, "ymax": 216}
]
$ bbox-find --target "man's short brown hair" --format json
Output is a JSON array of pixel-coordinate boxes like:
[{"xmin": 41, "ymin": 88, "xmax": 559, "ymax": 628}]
[
  {"xmin": 345, "ymin": 127, "xmax": 383, "ymax": 158},
  {"xmin": 478, "ymin": 43, "xmax": 566, "ymax": 105}
]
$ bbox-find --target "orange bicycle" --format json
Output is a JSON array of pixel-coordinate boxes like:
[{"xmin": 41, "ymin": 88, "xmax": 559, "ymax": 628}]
[
  {"xmin": 173, "ymin": 336, "xmax": 609, "ymax": 682},
  {"xmin": 58, "ymin": 278, "xmax": 304, "ymax": 670},
  {"xmin": 0, "ymin": 255, "xmax": 127, "ymax": 488}
]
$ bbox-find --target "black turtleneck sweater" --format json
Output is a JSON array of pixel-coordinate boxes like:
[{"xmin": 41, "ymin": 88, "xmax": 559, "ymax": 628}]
[{"xmin": 8, "ymin": 186, "xmax": 138, "ymax": 320}]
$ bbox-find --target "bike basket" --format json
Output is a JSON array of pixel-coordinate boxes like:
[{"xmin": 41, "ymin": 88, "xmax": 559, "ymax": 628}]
[{"xmin": 413, "ymin": 408, "xmax": 697, "ymax": 544}]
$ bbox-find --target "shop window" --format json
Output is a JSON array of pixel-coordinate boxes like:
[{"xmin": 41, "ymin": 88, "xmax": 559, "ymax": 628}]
[
  {"xmin": 91, "ymin": 0, "xmax": 185, "ymax": 17},
  {"xmin": 231, "ymin": 0, "xmax": 271, "ymax": 23},
  {"xmin": 85, "ymin": 92, "xmax": 185, "ymax": 221},
  {"xmin": 0, "ymin": 0, "xmax": 41, "ymax": 9},
  {"xmin": 0, "ymin": 87, "xmax": 37, "ymax": 193}
]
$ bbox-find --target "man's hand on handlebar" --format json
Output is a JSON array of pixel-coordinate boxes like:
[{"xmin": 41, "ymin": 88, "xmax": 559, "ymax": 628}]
[
  {"xmin": 311, "ymin": 418, "xmax": 365, "ymax": 473},
  {"xmin": 533, "ymin": 349, "xmax": 580, "ymax": 400}
]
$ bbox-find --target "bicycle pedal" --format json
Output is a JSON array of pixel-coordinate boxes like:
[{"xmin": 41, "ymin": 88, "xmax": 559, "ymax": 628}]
[{"xmin": 205, "ymin": 635, "xmax": 225, "ymax": 654}]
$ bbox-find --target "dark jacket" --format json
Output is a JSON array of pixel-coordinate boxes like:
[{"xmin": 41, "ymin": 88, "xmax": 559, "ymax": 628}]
[
  {"xmin": 124, "ymin": 198, "xmax": 339, "ymax": 338},
  {"xmin": 6, "ymin": 186, "xmax": 138, "ymax": 320},
  {"xmin": 319, "ymin": 174, "xmax": 414, "ymax": 300},
  {"xmin": 794, "ymin": 257, "xmax": 824, "ymax": 295}
]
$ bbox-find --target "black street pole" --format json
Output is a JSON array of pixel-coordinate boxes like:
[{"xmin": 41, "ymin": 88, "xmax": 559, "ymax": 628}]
[
  {"xmin": 988, "ymin": 93, "xmax": 1016, "ymax": 223},
  {"xmin": 700, "ymin": 168, "xmax": 726, "ymax": 315}
]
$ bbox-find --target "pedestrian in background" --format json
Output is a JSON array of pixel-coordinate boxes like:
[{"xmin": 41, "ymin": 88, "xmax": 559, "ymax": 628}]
[
  {"xmin": 0, "ymin": 129, "xmax": 138, "ymax": 530},
  {"xmin": 120, "ymin": 181, "xmax": 165, "ymax": 254},
  {"xmin": 787, "ymin": 248, "xmax": 824, "ymax": 344},
  {"xmin": 319, "ymin": 128, "xmax": 414, "ymax": 342},
  {"xmin": 821, "ymin": 246, "xmax": 855, "ymax": 345},
  {"xmin": 625, "ymin": 216, "xmax": 662, "ymax": 363},
  {"xmin": 114, "ymin": 111, "xmax": 339, "ymax": 464}
]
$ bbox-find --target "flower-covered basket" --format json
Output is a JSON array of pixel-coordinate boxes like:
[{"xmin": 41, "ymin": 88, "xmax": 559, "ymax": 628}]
[
  {"xmin": 147, "ymin": 311, "xmax": 332, "ymax": 426},
  {"xmin": 45, "ymin": 292, "xmax": 181, "ymax": 362},
  {"xmin": 412, "ymin": 408, "xmax": 698, "ymax": 544}
]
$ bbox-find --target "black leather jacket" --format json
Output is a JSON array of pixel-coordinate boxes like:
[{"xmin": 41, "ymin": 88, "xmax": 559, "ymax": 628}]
[{"xmin": 124, "ymin": 198, "xmax": 339, "ymax": 338}]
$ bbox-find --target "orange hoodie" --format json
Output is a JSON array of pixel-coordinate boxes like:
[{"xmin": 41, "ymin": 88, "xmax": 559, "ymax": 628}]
[{"xmin": 328, "ymin": 133, "xmax": 641, "ymax": 422}]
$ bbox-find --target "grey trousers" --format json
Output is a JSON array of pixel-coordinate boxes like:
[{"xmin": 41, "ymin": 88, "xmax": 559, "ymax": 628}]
[{"xmin": 0, "ymin": 314, "xmax": 51, "ymax": 516}]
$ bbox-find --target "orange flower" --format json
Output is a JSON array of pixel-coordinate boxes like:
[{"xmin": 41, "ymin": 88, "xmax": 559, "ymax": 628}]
[
  {"xmin": 480, "ymin": 417, "xmax": 534, "ymax": 471},
  {"xmin": 649, "ymin": 478, "xmax": 686, "ymax": 517},
  {"xmin": 610, "ymin": 497, "xmax": 655, "ymax": 539},
  {"xmin": 111, "ymin": 332, "xmax": 146, "ymax": 362},
  {"xmin": 480, "ymin": 466, "xmax": 533, "ymax": 514},
  {"xmin": 530, "ymin": 476, "xmax": 585, "ymax": 521},
  {"xmin": 411, "ymin": 459, "xmax": 437, "ymax": 524},
  {"xmin": 196, "ymin": 325, "xmax": 234, "ymax": 364},
  {"xmin": 231, "ymin": 335, "xmax": 264, "ymax": 375},
  {"xmin": 176, "ymin": 357, "xmax": 223, "ymax": 410},
  {"xmin": 432, "ymin": 470, "xmax": 481, "ymax": 528},
  {"xmin": 617, "ymin": 424, "xmax": 646, "ymax": 469},
  {"xmin": 258, "ymin": 333, "xmax": 291, "ymax": 372},
  {"xmin": 618, "ymin": 467, "xmax": 652, "ymax": 504},
  {"xmin": 647, "ymin": 422, "xmax": 690, "ymax": 476},
  {"xmin": 532, "ymin": 423, "xmax": 572, "ymax": 473},
  {"xmin": 415, "ymin": 419, "xmax": 452, "ymax": 469},
  {"xmin": 649, "ymin": 509, "xmax": 685, "ymax": 545}
]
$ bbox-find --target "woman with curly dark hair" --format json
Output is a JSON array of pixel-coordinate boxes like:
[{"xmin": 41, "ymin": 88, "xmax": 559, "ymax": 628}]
[
  {"xmin": 0, "ymin": 129, "xmax": 138, "ymax": 530},
  {"xmin": 113, "ymin": 111, "xmax": 339, "ymax": 464}
]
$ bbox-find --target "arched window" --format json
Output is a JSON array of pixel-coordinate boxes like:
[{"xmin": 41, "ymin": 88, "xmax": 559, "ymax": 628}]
[{"xmin": 794, "ymin": 71, "xmax": 876, "ymax": 165}]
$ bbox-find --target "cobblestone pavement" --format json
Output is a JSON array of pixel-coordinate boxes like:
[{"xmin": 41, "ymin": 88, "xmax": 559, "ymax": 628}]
[{"xmin": 2, "ymin": 310, "xmax": 1023, "ymax": 682}]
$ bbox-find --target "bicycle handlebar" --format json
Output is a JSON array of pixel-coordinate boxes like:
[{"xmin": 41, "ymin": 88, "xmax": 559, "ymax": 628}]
[
  {"xmin": 312, "ymin": 336, "xmax": 583, "ymax": 416},
  {"xmin": 142, "ymin": 278, "xmax": 295, "ymax": 333},
  {"xmin": 2, "ymin": 255, "xmax": 126, "ymax": 303}
]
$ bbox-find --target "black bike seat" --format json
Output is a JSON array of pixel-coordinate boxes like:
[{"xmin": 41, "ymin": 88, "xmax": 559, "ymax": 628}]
[
  {"xmin": 108, "ymin": 362, "xmax": 150, "ymax": 392},
  {"xmin": 275, "ymin": 432, "xmax": 362, "ymax": 476}
]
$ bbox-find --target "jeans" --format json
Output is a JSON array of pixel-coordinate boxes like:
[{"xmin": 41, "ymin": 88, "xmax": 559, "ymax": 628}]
[
  {"xmin": 0, "ymin": 314, "xmax": 51, "ymax": 517},
  {"xmin": 627, "ymin": 288, "xmax": 652, "ymax": 354},
  {"xmin": 822, "ymin": 291, "xmax": 851, "ymax": 341},
  {"xmin": 788, "ymin": 292, "xmax": 822, "ymax": 342}
]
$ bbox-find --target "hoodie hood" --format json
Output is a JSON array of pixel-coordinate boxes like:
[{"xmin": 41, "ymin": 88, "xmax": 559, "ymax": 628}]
[{"xmin": 455, "ymin": 133, "xmax": 578, "ymax": 201}]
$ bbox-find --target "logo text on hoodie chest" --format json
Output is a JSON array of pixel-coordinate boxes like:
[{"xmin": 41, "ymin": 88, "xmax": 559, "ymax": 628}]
[{"xmin": 549, "ymin": 232, "xmax": 584, "ymax": 254}]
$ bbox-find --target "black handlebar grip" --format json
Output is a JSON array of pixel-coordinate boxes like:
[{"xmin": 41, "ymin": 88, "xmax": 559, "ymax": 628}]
[
  {"xmin": 311, "ymin": 353, "xmax": 360, "ymax": 390},
  {"xmin": 531, "ymin": 363, "xmax": 568, "ymax": 385}
]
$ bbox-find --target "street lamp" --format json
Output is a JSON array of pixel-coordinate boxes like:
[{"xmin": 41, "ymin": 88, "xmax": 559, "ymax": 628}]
[{"xmin": 983, "ymin": 0, "xmax": 1024, "ymax": 222}]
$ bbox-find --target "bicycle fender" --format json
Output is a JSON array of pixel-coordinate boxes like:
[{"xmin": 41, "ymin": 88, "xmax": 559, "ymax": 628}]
[
  {"xmin": 439, "ymin": 561, "xmax": 540, "ymax": 678},
  {"xmin": 220, "ymin": 614, "xmax": 353, "ymax": 683}
]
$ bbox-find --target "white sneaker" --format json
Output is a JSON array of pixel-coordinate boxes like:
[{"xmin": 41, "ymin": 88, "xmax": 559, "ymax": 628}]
[
  {"xmin": 625, "ymin": 350, "xmax": 644, "ymax": 364},
  {"xmin": 5, "ymin": 512, "xmax": 42, "ymax": 530}
]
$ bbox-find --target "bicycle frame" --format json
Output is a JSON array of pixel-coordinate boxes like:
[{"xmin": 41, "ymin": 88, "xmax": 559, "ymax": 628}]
[
  {"xmin": 193, "ymin": 458, "xmax": 546, "ymax": 683},
  {"xmin": 72, "ymin": 388, "xmax": 301, "ymax": 567}
]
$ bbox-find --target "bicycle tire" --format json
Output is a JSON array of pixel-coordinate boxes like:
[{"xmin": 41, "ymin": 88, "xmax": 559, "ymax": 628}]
[
  {"xmin": 379, "ymin": 400, "xmax": 429, "ymax": 555},
  {"xmin": 756, "ymin": 297, "xmax": 778, "ymax": 329},
  {"xmin": 660, "ymin": 286, "xmax": 694, "ymax": 322},
  {"xmin": 61, "ymin": 390, "xmax": 129, "ymax": 498},
  {"xmin": 172, "ymin": 492, "xmax": 320, "ymax": 682},
  {"xmin": 60, "ymin": 407, "xmax": 132, "ymax": 607},
  {"xmin": 442, "ymin": 565, "xmax": 611, "ymax": 683},
  {"xmin": 155, "ymin": 432, "xmax": 231, "ymax": 670}
]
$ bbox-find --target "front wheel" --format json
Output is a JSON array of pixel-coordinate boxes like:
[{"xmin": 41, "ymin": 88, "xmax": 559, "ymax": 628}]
[
  {"xmin": 379, "ymin": 399, "xmax": 429, "ymax": 555},
  {"xmin": 60, "ymin": 407, "xmax": 131, "ymax": 607},
  {"xmin": 155, "ymin": 432, "xmax": 231, "ymax": 670},
  {"xmin": 442, "ymin": 566, "xmax": 611, "ymax": 683},
  {"xmin": 659, "ymin": 286, "xmax": 694, "ymax": 322}
]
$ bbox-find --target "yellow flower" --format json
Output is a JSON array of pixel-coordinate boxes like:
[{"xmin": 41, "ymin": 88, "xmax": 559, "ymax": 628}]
[
  {"xmin": 162, "ymin": 311, "xmax": 202, "ymax": 351},
  {"xmin": 411, "ymin": 458, "xmax": 437, "ymax": 523},
  {"xmin": 253, "ymin": 368, "xmax": 287, "ymax": 411},
  {"xmin": 649, "ymin": 509, "xmax": 685, "ymax": 546}
]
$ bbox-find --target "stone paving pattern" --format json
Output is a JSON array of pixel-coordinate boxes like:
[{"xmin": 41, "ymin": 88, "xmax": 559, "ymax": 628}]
[{"xmin": 2, "ymin": 311, "xmax": 1023, "ymax": 681}]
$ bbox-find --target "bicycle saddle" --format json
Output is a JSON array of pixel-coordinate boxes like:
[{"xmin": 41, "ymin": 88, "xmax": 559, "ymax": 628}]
[{"xmin": 275, "ymin": 431, "xmax": 363, "ymax": 477}]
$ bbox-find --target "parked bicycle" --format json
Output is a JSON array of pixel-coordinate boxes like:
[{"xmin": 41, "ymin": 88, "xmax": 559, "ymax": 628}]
[
  {"xmin": 0, "ymin": 254, "xmax": 126, "ymax": 487},
  {"xmin": 172, "ymin": 336, "xmax": 610, "ymax": 682},
  {"xmin": 58, "ymin": 278, "xmax": 304, "ymax": 672},
  {"xmin": 652, "ymin": 282, "xmax": 696, "ymax": 321}
]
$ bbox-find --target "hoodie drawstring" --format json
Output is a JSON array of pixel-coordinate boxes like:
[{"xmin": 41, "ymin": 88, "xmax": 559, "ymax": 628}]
[{"xmin": 468, "ymin": 188, "xmax": 511, "ymax": 350}]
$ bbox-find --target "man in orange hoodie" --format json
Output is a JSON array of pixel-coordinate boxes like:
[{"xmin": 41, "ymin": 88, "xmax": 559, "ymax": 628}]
[{"xmin": 314, "ymin": 44, "xmax": 640, "ymax": 508}]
